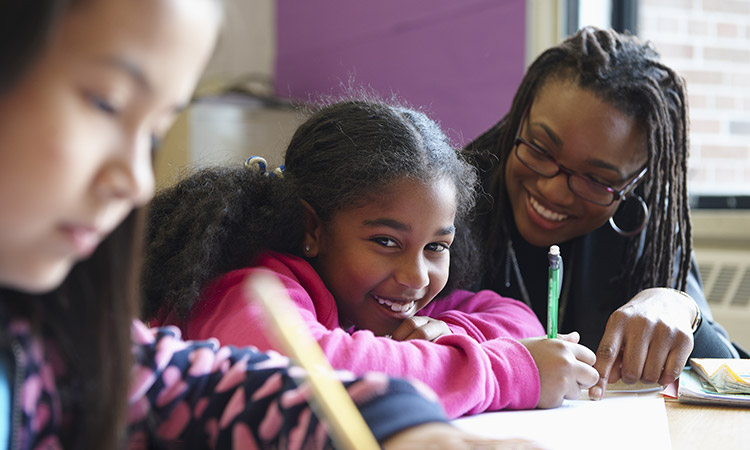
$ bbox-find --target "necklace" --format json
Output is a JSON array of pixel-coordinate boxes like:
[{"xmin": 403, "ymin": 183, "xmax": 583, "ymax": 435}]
[{"xmin": 504, "ymin": 239, "xmax": 529, "ymax": 304}]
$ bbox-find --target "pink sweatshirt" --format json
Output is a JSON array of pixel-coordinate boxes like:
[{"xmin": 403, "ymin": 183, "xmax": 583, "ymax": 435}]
[{"xmin": 153, "ymin": 251, "xmax": 544, "ymax": 418}]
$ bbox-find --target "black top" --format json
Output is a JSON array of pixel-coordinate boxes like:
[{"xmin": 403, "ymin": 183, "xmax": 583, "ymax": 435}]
[{"xmin": 479, "ymin": 218, "xmax": 742, "ymax": 358}]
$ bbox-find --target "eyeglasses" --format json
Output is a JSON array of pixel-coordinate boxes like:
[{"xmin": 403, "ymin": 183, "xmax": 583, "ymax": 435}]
[{"xmin": 513, "ymin": 110, "xmax": 648, "ymax": 207}]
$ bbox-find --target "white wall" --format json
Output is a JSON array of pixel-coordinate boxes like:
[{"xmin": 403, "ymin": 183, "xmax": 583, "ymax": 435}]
[{"xmin": 199, "ymin": 0, "xmax": 276, "ymax": 93}]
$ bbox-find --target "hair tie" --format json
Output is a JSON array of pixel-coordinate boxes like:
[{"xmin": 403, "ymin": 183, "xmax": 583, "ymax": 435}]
[
  {"xmin": 244, "ymin": 157, "xmax": 284, "ymax": 178},
  {"xmin": 244, "ymin": 156, "xmax": 268, "ymax": 173}
]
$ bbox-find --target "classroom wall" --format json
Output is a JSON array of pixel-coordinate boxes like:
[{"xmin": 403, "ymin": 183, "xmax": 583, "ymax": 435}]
[
  {"xmin": 160, "ymin": 1, "xmax": 750, "ymax": 198},
  {"xmin": 155, "ymin": 0, "xmax": 280, "ymax": 187},
  {"xmin": 274, "ymin": 0, "xmax": 526, "ymax": 145},
  {"xmin": 200, "ymin": 0, "xmax": 275, "ymax": 89}
]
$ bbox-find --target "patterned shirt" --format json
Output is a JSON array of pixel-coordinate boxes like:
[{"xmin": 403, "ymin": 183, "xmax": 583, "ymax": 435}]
[{"xmin": 1, "ymin": 313, "xmax": 447, "ymax": 449}]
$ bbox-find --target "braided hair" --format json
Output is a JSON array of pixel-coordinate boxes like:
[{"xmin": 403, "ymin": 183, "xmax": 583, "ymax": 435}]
[
  {"xmin": 464, "ymin": 26, "xmax": 692, "ymax": 298},
  {"xmin": 142, "ymin": 99, "xmax": 479, "ymax": 320}
]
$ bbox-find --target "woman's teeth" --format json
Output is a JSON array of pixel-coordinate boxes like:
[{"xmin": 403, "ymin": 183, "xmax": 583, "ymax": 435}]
[
  {"xmin": 529, "ymin": 196, "xmax": 568, "ymax": 221},
  {"xmin": 375, "ymin": 296, "xmax": 416, "ymax": 313}
]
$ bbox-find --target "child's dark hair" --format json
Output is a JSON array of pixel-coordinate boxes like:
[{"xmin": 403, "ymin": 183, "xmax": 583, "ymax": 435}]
[
  {"xmin": 0, "ymin": 0, "xmax": 66, "ymax": 93},
  {"xmin": 142, "ymin": 99, "xmax": 479, "ymax": 320},
  {"xmin": 465, "ymin": 26, "xmax": 691, "ymax": 297}
]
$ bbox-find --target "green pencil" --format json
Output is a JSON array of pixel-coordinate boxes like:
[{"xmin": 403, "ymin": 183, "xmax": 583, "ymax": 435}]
[{"xmin": 547, "ymin": 245, "xmax": 562, "ymax": 339}]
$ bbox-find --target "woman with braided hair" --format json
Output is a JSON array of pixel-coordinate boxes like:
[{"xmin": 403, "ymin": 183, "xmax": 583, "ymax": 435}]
[{"xmin": 464, "ymin": 26, "xmax": 743, "ymax": 400}]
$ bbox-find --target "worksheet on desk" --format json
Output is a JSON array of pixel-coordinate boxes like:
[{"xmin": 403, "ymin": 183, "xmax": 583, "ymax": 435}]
[{"xmin": 452, "ymin": 394, "xmax": 671, "ymax": 450}]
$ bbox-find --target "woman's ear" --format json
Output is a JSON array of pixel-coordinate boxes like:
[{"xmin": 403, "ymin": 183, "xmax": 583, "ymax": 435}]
[{"xmin": 301, "ymin": 200, "xmax": 322, "ymax": 257}]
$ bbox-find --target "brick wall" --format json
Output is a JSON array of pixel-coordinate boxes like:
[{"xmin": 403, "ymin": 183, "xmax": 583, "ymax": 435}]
[{"xmin": 639, "ymin": 0, "xmax": 750, "ymax": 195}]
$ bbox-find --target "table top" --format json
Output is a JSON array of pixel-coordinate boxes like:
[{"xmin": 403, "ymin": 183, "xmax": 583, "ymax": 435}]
[{"xmin": 665, "ymin": 400, "xmax": 749, "ymax": 449}]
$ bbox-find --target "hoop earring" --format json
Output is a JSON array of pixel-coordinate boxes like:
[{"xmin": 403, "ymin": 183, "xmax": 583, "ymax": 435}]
[{"xmin": 609, "ymin": 194, "xmax": 649, "ymax": 237}]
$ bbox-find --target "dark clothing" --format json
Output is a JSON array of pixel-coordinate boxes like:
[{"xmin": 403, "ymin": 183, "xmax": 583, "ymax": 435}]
[{"xmin": 480, "ymin": 218, "xmax": 741, "ymax": 359}]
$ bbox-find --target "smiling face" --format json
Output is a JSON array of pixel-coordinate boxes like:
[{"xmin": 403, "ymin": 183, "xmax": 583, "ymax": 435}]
[
  {"xmin": 309, "ymin": 177, "xmax": 457, "ymax": 336},
  {"xmin": 504, "ymin": 78, "xmax": 648, "ymax": 247},
  {"xmin": 0, "ymin": 0, "xmax": 221, "ymax": 292}
]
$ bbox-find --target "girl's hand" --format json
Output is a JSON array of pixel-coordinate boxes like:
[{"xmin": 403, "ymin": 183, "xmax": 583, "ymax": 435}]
[
  {"xmin": 520, "ymin": 332, "xmax": 599, "ymax": 409},
  {"xmin": 589, "ymin": 287, "xmax": 696, "ymax": 399},
  {"xmin": 382, "ymin": 422, "xmax": 548, "ymax": 449},
  {"xmin": 390, "ymin": 316, "xmax": 452, "ymax": 342}
]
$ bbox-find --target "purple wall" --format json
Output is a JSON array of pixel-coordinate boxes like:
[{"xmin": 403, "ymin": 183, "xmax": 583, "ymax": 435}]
[{"xmin": 275, "ymin": 1, "xmax": 526, "ymax": 144}]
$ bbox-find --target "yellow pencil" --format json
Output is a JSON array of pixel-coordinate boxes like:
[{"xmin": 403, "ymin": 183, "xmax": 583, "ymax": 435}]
[{"xmin": 244, "ymin": 272, "xmax": 380, "ymax": 450}]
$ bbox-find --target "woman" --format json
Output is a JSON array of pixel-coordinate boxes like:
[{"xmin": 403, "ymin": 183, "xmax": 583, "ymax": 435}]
[{"xmin": 464, "ymin": 27, "xmax": 742, "ymax": 399}]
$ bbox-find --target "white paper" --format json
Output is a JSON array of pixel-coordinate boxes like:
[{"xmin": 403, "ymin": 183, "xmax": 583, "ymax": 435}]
[{"xmin": 452, "ymin": 394, "xmax": 671, "ymax": 450}]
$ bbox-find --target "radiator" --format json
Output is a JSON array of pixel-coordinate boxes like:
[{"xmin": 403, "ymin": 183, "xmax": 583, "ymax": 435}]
[{"xmin": 692, "ymin": 210, "xmax": 750, "ymax": 351}]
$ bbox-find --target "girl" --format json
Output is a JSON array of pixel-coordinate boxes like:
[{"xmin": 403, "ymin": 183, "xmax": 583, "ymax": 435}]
[
  {"xmin": 0, "ymin": 0, "xmax": 512, "ymax": 448},
  {"xmin": 462, "ymin": 27, "xmax": 742, "ymax": 400},
  {"xmin": 143, "ymin": 99, "xmax": 599, "ymax": 419}
]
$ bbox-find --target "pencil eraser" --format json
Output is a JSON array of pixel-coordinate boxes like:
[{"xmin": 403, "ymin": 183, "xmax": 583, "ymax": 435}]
[{"xmin": 549, "ymin": 245, "xmax": 560, "ymax": 255}]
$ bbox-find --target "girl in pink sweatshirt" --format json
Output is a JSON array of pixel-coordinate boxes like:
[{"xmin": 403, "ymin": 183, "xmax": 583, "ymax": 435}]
[{"xmin": 144, "ymin": 99, "xmax": 599, "ymax": 418}]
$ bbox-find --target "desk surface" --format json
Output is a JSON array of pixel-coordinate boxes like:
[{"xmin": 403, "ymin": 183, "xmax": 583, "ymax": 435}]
[
  {"xmin": 453, "ymin": 395, "xmax": 749, "ymax": 450},
  {"xmin": 665, "ymin": 400, "xmax": 749, "ymax": 449}
]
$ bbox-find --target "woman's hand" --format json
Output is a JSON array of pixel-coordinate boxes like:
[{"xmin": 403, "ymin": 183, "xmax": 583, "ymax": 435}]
[
  {"xmin": 382, "ymin": 422, "xmax": 548, "ymax": 449},
  {"xmin": 390, "ymin": 316, "xmax": 452, "ymax": 342},
  {"xmin": 589, "ymin": 287, "xmax": 697, "ymax": 399},
  {"xmin": 520, "ymin": 332, "xmax": 599, "ymax": 408}
]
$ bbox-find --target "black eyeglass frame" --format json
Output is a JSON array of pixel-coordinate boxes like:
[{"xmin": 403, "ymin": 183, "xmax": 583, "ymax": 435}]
[{"xmin": 512, "ymin": 109, "xmax": 648, "ymax": 207}]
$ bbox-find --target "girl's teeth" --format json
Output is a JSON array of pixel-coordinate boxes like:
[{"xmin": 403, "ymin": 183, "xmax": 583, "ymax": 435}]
[
  {"xmin": 530, "ymin": 196, "xmax": 568, "ymax": 221},
  {"xmin": 375, "ymin": 296, "xmax": 415, "ymax": 313}
]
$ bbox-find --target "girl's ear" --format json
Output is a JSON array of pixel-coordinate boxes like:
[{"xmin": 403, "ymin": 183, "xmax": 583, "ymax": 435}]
[{"xmin": 301, "ymin": 200, "xmax": 322, "ymax": 258}]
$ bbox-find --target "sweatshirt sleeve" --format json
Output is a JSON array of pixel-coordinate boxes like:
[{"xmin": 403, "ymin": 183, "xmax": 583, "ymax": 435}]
[
  {"xmin": 419, "ymin": 289, "xmax": 545, "ymax": 342},
  {"xmin": 198, "ymin": 268, "xmax": 541, "ymax": 418},
  {"xmin": 127, "ymin": 320, "xmax": 448, "ymax": 448},
  {"xmin": 317, "ymin": 329, "xmax": 541, "ymax": 417}
]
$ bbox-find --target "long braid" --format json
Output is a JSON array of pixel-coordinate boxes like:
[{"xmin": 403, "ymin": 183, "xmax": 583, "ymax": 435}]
[
  {"xmin": 628, "ymin": 61, "xmax": 692, "ymax": 294},
  {"xmin": 465, "ymin": 26, "xmax": 693, "ymax": 297}
]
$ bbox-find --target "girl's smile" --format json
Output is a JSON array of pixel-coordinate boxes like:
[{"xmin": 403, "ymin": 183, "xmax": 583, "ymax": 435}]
[{"xmin": 373, "ymin": 294, "xmax": 418, "ymax": 317}]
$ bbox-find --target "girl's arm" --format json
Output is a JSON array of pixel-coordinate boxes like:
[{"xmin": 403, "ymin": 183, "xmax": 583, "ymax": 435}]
[
  {"xmin": 191, "ymin": 268, "xmax": 542, "ymax": 418},
  {"xmin": 128, "ymin": 320, "xmax": 449, "ymax": 448},
  {"xmin": 419, "ymin": 289, "xmax": 545, "ymax": 342}
]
